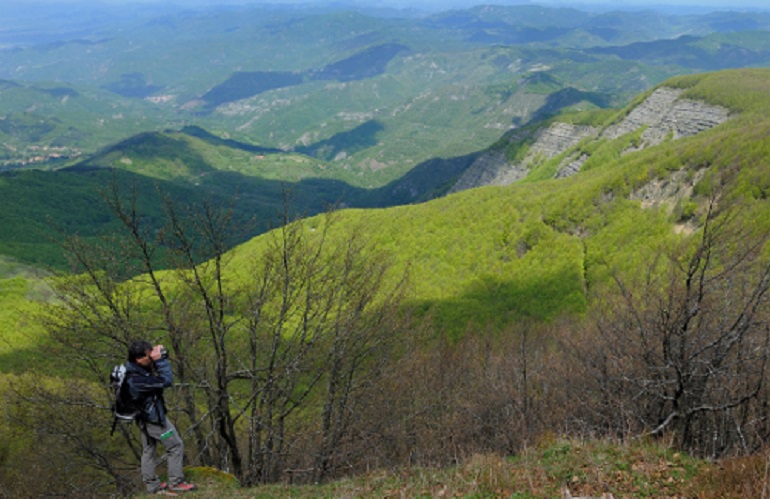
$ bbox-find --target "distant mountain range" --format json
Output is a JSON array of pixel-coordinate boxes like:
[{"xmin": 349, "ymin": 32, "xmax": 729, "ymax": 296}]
[
  {"xmin": 2, "ymin": 3, "xmax": 770, "ymax": 185},
  {"xmin": 1, "ymin": 3, "xmax": 770, "ymax": 274}
]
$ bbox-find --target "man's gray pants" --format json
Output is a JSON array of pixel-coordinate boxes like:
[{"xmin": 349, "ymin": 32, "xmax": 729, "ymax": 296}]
[{"xmin": 140, "ymin": 418, "xmax": 184, "ymax": 493}]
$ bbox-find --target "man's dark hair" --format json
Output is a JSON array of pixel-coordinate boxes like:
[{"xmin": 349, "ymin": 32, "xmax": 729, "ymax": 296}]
[{"xmin": 128, "ymin": 340, "xmax": 153, "ymax": 362}]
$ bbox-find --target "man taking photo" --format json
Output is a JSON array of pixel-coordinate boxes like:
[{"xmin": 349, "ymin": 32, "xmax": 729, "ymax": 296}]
[{"xmin": 125, "ymin": 340, "xmax": 197, "ymax": 494}]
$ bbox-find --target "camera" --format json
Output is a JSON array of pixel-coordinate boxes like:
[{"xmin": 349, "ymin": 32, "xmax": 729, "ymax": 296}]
[{"xmin": 159, "ymin": 346, "xmax": 169, "ymax": 360}]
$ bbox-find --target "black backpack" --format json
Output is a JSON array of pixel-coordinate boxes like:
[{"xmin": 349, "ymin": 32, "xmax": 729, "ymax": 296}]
[{"xmin": 109, "ymin": 364, "xmax": 141, "ymax": 435}]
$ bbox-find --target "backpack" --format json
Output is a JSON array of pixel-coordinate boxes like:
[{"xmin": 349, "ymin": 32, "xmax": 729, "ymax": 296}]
[{"xmin": 109, "ymin": 364, "xmax": 141, "ymax": 435}]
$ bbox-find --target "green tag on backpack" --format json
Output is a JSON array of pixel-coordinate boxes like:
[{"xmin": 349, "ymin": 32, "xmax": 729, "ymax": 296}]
[{"xmin": 160, "ymin": 429, "xmax": 174, "ymax": 440}]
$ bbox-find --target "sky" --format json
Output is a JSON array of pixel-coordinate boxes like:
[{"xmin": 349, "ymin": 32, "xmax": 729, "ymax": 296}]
[
  {"xmin": 237, "ymin": 0, "xmax": 762, "ymax": 14},
  {"xmin": 19, "ymin": 0, "xmax": 770, "ymax": 8}
]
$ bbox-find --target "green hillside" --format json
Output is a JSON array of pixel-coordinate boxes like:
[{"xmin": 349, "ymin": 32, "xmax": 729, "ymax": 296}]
[
  {"xmin": 0, "ymin": 122, "xmax": 477, "ymax": 268},
  {"xmin": 0, "ymin": 164, "xmax": 365, "ymax": 269},
  {"xmin": 0, "ymin": 257, "xmax": 50, "ymax": 373},
  {"xmin": 3, "ymin": 68, "xmax": 768, "ymax": 303},
  {"xmin": 3, "ymin": 67, "xmax": 770, "ymax": 497},
  {"xmin": 217, "ymin": 68, "xmax": 770, "ymax": 338}
]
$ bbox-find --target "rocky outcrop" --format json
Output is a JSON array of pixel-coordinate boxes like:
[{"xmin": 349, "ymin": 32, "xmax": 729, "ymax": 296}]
[
  {"xmin": 449, "ymin": 150, "xmax": 526, "ymax": 193},
  {"xmin": 450, "ymin": 86, "xmax": 731, "ymax": 192},
  {"xmin": 602, "ymin": 87, "xmax": 730, "ymax": 147},
  {"xmin": 450, "ymin": 122, "xmax": 597, "ymax": 193},
  {"xmin": 555, "ymin": 153, "xmax": 589, "ymax": 179},
  {"xmin": 603, "ymin": 87, "xmax": 683, "ymax": 140},
  {"xmin": 630, "ymin": 168, "xmax": 703, "ymax": 209},
  {"xmin": 529, "ymin": 122, "xmax": 598, "ymax": 159}
]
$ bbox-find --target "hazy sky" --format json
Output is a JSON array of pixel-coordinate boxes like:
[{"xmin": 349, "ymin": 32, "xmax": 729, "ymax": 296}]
[
  {"xmin": 20, "ymin": 0, "xmax": 770, "ymax": 7},
  {"xmin": 8, "ymin": 0, "xmax": 769, "ymax": 18}
]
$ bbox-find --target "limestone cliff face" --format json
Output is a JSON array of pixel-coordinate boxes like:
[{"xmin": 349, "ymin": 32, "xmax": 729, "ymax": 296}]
[
  {"xmin": 602, "ymin": 87, "xmax": 730, "ymax": 146},
  {"xmin": 450, "ymin": 122, "xmax": 597, "ymax": 193},
  {"xmin": 450, "ymin": 86, "xmax": 731, "ymax": 193},
  {"xmin": 530, "ymin": 122, "xmax": 598, "ymax": 159},
  {"xmin": 449, "ymin": 150, "xmax": 521, "ymax": 193}
]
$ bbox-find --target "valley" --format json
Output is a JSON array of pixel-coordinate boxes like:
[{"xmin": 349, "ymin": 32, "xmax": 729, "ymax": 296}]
[
  {"xmin": 2, "ymin": 3, "xmax": 770, "ymax": 189},
  {"xmin": 2, "ymin": 3, "xmax": 770, "ymax": 269}
]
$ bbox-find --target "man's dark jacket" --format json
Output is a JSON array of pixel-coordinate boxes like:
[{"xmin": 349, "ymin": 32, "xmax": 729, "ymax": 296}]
[{"xmin": 124, "ymin": 358, "xmax": 173, "ymax": 425}]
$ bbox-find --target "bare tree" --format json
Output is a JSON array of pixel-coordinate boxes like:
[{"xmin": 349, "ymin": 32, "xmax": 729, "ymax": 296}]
[
  {"xmin": 231, "ymin": 209, "xmax": 409, "ymax": 484},
  {"xmin": 580, "ymin": 172, "xmax": 770, "ymax": 456},
  {"xmin": 21, "ymin": 180, "xmax": 408, "ymax": 492}
]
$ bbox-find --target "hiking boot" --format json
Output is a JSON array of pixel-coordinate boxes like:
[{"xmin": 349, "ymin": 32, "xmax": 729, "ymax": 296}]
[
  {"xmin": 168, "ymin": 481, "xmax": 197, "ymax": 493},
  {"xmin": 153, "ymin": 483, "xmax": 177, "ymax": 496}
]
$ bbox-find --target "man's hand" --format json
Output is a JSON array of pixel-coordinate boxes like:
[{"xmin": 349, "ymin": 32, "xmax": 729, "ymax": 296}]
[{"xmin": 150, "ymin": 344, "xmax": 165, "ymax": 361}]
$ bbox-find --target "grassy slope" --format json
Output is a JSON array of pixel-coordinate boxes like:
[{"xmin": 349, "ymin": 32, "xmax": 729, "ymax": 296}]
[
  {"xmin": 81, "ymin": 130, "xmax": 332, "ymax": 183},
  {"xmin": 0, "ymin": 257, "xmax": 50, "ymax": 372}
]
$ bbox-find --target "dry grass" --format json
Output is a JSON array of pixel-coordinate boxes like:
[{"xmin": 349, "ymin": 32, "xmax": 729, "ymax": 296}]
[{"xmin": 134, "ymin": 439, "xmax": 770, "ymax": 498}]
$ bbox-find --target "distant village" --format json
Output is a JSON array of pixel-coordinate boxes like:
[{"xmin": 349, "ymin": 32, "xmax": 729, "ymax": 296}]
[{"xmin": 1, "ymin": 143, "xmax": 81, "ymax": 168}]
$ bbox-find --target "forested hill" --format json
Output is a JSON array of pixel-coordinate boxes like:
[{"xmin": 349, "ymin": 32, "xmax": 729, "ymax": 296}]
[
  {"xmin": 0, "ymin": 68, "xmax": 767, "ymax": 276},
  {"xmin": 3, "ymin": 3, "xmax": 770, "ymax": 274},
  {"xmin": 228, "ymin": 68, "xmax": 770, "ymax": 336}
]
